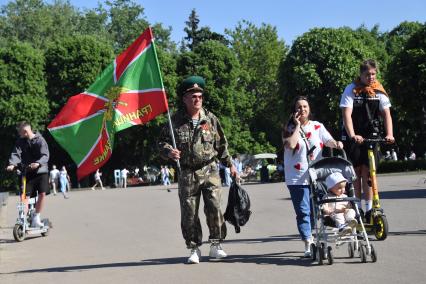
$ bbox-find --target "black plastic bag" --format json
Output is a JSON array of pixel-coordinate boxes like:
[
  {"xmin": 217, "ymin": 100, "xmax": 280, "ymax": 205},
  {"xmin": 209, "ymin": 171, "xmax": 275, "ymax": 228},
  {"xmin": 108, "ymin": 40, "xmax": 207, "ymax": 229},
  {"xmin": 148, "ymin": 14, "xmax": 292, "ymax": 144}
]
[{"xmin": 224, "ymin": 180, "xmax": 252, "ymax": 233}]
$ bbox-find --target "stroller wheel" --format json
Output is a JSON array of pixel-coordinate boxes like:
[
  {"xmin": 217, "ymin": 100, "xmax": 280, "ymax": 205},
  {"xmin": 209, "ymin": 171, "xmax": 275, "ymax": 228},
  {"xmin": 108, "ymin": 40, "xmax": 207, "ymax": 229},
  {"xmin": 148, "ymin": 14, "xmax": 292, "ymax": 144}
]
[
  {"xmin": 370, "ymin": 244, "xmax": 378, "ymax": 262},
  {"xmin": 310, "ymin": 243, "xmax": 317, "ymax": 261},
  {"xmin": 360, "ymin": 245, "xmax": 367, "ymax": 263},
  {"xmin": 348, "ymin": 243, "xmax": 355, "ymax": 258},
  {"xmin": 13, "ymin": 224, "xmax": 25, "ymax": 242},
  {"xmin": 327, "ymin": 246, "xmax": 334, "ymax": 265},
  {"xmin": 374, "ymin": 214, "xmax": 389, "ymax": 241},
  {"xmin": 318, "ymin": 244, "xmax": 325, "ymax": 265}
]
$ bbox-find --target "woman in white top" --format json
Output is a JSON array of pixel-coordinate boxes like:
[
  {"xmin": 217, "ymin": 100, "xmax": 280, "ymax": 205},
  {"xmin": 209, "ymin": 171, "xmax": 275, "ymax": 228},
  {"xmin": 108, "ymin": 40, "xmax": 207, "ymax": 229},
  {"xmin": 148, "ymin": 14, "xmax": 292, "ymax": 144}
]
[{"xmin": 282, "ymin": 96, "xmax": 343, "ymax": 257}]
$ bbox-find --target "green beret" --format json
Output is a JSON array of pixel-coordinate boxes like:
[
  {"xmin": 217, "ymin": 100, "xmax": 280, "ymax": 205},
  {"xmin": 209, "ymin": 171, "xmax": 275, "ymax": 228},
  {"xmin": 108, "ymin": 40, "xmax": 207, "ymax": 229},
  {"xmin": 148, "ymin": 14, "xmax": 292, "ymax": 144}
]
[{"xmin": 180, "ymin": 75, "xmax": 205, "ymax": 96}]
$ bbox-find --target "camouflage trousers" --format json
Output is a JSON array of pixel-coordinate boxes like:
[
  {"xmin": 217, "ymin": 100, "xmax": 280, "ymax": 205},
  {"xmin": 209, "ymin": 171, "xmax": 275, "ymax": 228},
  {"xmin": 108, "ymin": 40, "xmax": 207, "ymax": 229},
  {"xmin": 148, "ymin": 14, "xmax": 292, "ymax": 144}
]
[{"xmin": 178, "ymin": 162, "xmax": 227, "ymax": 249}]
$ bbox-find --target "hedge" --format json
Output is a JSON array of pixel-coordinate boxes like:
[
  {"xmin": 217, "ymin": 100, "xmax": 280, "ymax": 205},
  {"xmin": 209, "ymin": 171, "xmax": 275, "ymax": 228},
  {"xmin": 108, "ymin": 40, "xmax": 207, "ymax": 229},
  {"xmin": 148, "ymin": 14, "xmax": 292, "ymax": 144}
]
[{"xmin": 377, "ymin": 159, "xmax": 426, "ymax": 173}]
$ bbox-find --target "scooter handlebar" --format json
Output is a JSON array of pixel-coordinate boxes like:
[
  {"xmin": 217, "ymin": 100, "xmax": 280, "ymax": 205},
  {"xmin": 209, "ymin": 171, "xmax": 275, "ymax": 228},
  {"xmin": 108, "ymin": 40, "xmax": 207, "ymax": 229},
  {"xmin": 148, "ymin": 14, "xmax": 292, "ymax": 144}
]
[{"xmin": 363, "ymin": 138, "xmax": 387, "ymax": 144}]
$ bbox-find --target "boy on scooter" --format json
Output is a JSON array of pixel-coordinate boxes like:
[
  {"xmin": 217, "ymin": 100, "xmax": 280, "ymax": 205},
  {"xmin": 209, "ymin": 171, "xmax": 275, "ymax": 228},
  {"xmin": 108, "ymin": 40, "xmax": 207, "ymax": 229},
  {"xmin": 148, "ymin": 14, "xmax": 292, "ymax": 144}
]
[{"xmin": 6, "ymin": 121, "xmax": 50, "ymax": 228}]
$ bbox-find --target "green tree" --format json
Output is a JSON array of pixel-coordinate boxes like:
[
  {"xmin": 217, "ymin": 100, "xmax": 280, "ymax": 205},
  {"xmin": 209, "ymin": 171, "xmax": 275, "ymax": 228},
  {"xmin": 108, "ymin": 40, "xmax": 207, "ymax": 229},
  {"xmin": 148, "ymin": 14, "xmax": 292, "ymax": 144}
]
[
  {"xmin": 104, "ymin": 0, "xmax": 149, "ymax": 52},
  {"xmin": 45, "ymin": 35, "xmax": 114, "ymax": 116},
  {"xmin": 387, "ymin": 24, "xmax": 426, "ymax": 156},
  {"xmin": 0, "ymin": 41, "xmax": 49, "ymax": 188},
  {"xmin": 226, "ymin": 20, "xmax": 287, "ymax": 149},
  {"xmin": 384, "ymin": 21, "xmax": 423, "ymax": 58},
  {"xmin": 0, "ymin": 0, "xmax": 81, "ymax": 48},
  {"xmin": 176, "ymin": 40, "xmax": 274, "ymax": 153},
  {"xmin": 279, "ymin": 28, "xmax": 375, "ymax": 137},
  {"xmin": 352, "ymin": 25, "xmax": 389, "ymax": 82},
  {"xmin": 183, "ymin": 9, "xmax": 227, "ymax": 51}
]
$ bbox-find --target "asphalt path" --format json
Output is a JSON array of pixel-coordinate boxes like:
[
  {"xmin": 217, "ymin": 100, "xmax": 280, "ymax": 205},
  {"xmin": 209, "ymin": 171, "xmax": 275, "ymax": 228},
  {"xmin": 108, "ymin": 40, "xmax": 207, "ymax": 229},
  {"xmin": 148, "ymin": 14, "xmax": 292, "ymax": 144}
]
[{"xmin": 1, "ymin": 172, "xmax": 425, "ymax": 284}]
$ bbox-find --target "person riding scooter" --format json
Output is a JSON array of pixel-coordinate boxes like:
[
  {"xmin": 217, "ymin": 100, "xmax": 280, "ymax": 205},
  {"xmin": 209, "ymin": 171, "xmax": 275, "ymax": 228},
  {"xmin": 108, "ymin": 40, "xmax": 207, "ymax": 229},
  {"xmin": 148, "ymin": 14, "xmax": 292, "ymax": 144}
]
[{"xmin": 6, "ymin": 121, "xmax": 50, "ymax": 228}]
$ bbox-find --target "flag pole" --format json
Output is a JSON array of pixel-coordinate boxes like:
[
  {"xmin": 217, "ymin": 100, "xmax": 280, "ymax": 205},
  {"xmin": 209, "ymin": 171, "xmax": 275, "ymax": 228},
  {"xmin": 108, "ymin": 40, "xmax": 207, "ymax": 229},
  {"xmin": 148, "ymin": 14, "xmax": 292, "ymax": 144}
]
[{"xmin": 150, "ymin": 28, "xmax": 181, "ymax": 171}]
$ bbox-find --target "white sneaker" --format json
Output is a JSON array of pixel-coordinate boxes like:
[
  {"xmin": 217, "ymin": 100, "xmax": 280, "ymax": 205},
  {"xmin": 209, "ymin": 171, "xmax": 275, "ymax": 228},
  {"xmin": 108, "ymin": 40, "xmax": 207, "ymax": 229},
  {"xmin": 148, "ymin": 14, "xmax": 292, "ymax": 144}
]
[
  {"xmin": 91, "ymin": 187, "xmax": 95, "ymax": 190},
  {"xmin": 31, "ymin": 216, "xmax": 44, "ymax": 228},
  {"xmin": 187, "ymin": 248, "xmax": 201, "ymax": 264},
  {"xmin": 304, "ymin": 237, "xmax": 313, "ymax": 258},
  {"xmin": 209, "ymin": 243, "xmax": 227, "ymax": 259}
]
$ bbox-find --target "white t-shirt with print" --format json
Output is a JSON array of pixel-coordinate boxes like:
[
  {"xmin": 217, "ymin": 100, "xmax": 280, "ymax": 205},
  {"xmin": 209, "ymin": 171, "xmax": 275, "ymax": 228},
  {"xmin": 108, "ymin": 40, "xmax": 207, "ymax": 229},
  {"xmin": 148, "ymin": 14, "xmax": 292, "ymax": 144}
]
[
  {"xmin": 339, "ymin": 83, "xmax": 391, "ymax": 111},
  {"xmin": 284, "ymin": 121, "xmax": 333, "ymax": 185}
]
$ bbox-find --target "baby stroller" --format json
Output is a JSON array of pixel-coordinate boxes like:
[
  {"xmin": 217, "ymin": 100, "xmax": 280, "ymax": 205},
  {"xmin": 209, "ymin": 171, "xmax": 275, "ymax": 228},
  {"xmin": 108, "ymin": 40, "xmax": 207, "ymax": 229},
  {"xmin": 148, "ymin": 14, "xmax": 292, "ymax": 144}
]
[{"xmin": 308, "ymin": 151, "xmax": 377, "ymax": 265}]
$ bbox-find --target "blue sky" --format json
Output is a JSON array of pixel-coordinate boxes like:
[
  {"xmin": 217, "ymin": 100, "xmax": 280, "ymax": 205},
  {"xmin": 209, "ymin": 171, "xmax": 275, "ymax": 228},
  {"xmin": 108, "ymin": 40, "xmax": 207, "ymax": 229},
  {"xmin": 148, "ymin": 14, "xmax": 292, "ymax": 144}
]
[{"xmin": 1, "ymin": 0, "xmax": 425, "ymax": 44}]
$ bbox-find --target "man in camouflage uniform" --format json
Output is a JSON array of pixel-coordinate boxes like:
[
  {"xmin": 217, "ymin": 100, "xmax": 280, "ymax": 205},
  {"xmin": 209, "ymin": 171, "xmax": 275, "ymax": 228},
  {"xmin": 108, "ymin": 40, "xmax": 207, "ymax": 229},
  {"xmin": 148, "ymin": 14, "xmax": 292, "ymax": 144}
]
[{"xmin": 159, "ymin": 75, "xmax": 237, "ymax": 264}]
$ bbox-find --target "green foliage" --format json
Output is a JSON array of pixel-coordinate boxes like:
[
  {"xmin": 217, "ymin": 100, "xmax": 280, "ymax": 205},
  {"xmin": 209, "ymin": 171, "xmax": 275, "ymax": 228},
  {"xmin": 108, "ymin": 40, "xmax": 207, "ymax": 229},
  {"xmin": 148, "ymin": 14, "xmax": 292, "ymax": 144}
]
[
  {"xmin": 104, "ymin": 0, "xmax": 149, "ymax": 52},
  {"xmin": 176, "ymin": 40, "xmax": 274, "ymax": 154},
  {"xmin": 45, "ymin": 35, "xmax": 114, "ymax": 115},
  {"xmin": 378, "ymin": 159, "xmax": 426, "ymax": 173},
  {"xmin": 183, "ymin": 9, "xmax": 227, "ymax": 51},
  {"xmin": 0, "ymin": 41, "xmax": 48, "ymax": 129},
  {"xmin": 279, "ymin": 28, "xmax": 375, "ymax": 137},
  {"xmin": 0, "ymin": 0, "xmax": 424, "ymax": 183},
  {"xmin": 226, "ymin": 20, "xmax": 287, "ymax": 148},
  {"xmin": 387, "ymin": 24, "xmax": 426, "ymax": 156},
  {"xmin": 0, "ymin": 41, "xmax": 49, "ymax": 188},
  {"xmin": 352, "ymin": 25, "xmax": 389, "ymax": 82},
  {"xmin": 384, "ymin": 21, "xmax": 423, "ymax": 57},
  {"xmin": 0, "ymin": 0, "xmax": 81, "ymax": 47}
]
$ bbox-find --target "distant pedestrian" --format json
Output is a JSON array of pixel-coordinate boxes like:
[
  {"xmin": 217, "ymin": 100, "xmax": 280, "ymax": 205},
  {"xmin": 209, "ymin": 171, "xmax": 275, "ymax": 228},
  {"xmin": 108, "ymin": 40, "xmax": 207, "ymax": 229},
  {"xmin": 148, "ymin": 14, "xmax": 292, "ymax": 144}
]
[
  {"xmin": 409, "ymin": 151, "xmax": 416, "ymax": 160},
  {"xmin": 92, "ymin": 169, "xmax": 105, "ymax": 190},
  {"xmin": 49, "ymin": 165, "xmax": 59, "ymax": 195},
  {"xmin": 384, "ymin": 151, "xmax": 392, "ymax": 161},
  {"xmin": 391, "ymin": 149, "xmax": 398, "ymax": 161},
  {"xmin": 59, "ymin": 166, "xmax": 70, "ymax": 199},
  {"xmin": 121, "ymin": 168, "xmax": 129, "ymax": 188},
  {"xmin": 224, "ymin": 167, "xmax": 231, "ymax": 187},
  {"xmin": 232, "ymin": 154, "xmax": 243, "ymax": 184},
  {"xmin": 164, "ymin": 166, "xmax": 171, "ymax": 186}
]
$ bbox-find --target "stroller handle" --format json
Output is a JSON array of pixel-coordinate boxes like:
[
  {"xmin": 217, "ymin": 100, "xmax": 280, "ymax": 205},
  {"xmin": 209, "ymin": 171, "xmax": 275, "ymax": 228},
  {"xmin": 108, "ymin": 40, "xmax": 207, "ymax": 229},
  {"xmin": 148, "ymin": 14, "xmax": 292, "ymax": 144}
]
[{"xmin": 329, "ymin": 148, "xmax": 348, "ymax": 160}]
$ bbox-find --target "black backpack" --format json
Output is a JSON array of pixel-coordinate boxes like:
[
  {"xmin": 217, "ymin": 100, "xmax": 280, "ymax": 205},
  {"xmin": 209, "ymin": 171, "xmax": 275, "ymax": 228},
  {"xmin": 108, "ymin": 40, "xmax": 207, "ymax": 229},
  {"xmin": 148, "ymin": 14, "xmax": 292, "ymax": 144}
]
[{"xmin": 224, "ymin": 180, "xmax": 252, "ymax": 233}]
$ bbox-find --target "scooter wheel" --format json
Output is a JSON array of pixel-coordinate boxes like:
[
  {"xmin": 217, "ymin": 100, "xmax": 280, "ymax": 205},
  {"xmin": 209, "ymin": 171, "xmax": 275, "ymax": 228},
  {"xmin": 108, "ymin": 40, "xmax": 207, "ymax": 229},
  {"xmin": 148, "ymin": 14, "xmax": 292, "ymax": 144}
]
[
  {"xmin": 374, "ymin": 214, "xmax": 389, "ymax": 241},
  {"xmin": 41, "ymin": 219, "xmax": 50, "ymax": 237},
  {"xmin": 13, "ymin": 224, "xmax": 25, "ymax": 242}
]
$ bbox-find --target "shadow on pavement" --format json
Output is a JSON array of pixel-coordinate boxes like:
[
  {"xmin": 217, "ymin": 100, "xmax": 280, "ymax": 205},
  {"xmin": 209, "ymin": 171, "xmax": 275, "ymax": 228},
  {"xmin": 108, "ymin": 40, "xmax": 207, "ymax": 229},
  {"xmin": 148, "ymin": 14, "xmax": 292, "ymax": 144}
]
[
  {"xmin": 224, "ymin": 235, "xmax": 300, "ymax": 244},
  {"xmin": 0, "ymin": 238, "xmax": 16, "ymax": 244},
  {"xmin": 6, "ymin": 251, "xmax": 314, "ymax": 274},
  {"xmin": 3, "ymin": 258, "xmax": 184, "ymax": 274},
  {"xmin": 220, "ymin": 251, "xmax": 311, "ymax": 266},
  {"xmin": 379, "ymin": 188, "xmax": 426, "ymax": 199},
  {"xmin": 389, "ymin": 229, "xmax": 426, "ymax": 236}
]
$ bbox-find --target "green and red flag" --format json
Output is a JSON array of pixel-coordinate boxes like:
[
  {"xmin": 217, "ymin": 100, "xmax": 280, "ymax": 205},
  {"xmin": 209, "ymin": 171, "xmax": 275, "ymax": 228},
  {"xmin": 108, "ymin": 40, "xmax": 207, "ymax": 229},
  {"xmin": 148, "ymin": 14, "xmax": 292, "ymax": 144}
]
[{"xmin": 48, "ymin": 27, "xmax": 168, "ymax": 179}]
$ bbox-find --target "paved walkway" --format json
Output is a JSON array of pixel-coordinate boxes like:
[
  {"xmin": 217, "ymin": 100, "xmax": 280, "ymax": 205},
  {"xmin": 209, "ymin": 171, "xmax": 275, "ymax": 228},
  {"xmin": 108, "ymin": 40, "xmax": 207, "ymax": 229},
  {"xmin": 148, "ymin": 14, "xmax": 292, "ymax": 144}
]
[{"xmin": 1, "ymin": 173, "xmax": 425, "ymax": 283}]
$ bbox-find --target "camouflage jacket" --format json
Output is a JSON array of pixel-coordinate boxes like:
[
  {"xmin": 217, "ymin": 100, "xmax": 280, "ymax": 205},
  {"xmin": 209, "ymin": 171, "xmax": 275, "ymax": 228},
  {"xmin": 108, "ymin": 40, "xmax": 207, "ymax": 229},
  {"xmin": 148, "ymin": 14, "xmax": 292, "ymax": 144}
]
[{"xmin": 158, "ymin": 108, "xmax": 233, "ymax": 169}]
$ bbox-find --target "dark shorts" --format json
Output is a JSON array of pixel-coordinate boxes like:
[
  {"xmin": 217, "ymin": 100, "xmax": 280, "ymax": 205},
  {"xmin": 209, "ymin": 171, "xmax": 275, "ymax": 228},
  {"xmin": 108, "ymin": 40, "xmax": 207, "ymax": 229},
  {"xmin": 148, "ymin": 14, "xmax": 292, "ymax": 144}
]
[
  {"xmin": 24, "ymin": 173, "xmax": 50, "ymax": 197},
  {"xmin": 343, "ymin": 140, "xmax": 369, "ymax": 168}
]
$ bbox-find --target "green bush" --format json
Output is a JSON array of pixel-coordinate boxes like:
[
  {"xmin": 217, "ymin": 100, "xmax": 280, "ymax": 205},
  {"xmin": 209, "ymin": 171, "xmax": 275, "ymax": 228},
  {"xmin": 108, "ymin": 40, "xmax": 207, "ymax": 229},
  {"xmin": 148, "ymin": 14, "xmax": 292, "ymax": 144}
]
[{"xmin": 377, "ymin": 159, "xmax": 426, "ymax": 173}]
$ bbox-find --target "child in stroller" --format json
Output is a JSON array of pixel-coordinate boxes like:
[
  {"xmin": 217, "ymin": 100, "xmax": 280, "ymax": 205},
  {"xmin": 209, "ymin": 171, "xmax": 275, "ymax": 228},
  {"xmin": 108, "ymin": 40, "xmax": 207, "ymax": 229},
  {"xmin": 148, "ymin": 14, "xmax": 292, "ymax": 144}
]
[
  {"xmin": 309, "ymin": 154, "xmax": 377, "ymax": 264},
  {"xmin": 323, "ymin": 172, "xmax": 358, "ymax": 236}
]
